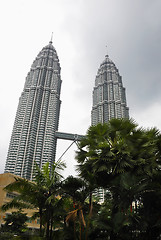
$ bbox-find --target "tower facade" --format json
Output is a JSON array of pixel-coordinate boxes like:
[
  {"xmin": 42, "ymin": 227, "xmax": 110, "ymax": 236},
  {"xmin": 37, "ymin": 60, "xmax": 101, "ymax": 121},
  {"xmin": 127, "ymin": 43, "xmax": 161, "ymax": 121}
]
[
  {"xmin": 91, "ymin": 54, "xmax": 129, "ymax": 125},
  {"xmin": 5, "ymin": 41, "xmax": 62, "ymax": 180},
  {"xmin": 91, "ymin": 54, "xmax": 129, "ymax": 203}
]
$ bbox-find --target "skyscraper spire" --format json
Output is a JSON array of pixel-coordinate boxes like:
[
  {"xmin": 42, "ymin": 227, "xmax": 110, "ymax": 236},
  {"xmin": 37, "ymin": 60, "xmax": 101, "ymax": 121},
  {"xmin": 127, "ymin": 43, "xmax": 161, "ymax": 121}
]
[
  {"xmin": 49, "ymin": 32, "xmax": 53, "ymax": 44},
  {"xmin": 105, "ymin": 45, "xmax": 109, "ymax": 57}
]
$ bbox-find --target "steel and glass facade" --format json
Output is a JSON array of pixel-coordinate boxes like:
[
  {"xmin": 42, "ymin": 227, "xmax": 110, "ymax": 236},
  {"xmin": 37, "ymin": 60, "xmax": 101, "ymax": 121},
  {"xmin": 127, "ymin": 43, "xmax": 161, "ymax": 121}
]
[
  {"xmin": 91, "ymin": 54, "xmax": 129, "ymax": 125},
  {"xmin": 5, "ymin": 41, "xmax": 62, "ymax": 180}
]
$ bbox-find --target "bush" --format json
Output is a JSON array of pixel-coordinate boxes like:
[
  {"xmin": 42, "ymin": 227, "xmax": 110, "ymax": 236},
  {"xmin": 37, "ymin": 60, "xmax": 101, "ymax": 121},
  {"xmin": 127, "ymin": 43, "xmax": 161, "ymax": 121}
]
[{"xmin": 0, "ymin": 232, "xmax": 15, "ymax": 240}]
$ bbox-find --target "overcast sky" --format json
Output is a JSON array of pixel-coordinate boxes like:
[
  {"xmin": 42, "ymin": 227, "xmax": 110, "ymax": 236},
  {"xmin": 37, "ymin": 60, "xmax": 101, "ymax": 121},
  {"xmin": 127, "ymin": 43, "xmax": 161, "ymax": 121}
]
[{"xmin": 0, "ymin": 0, "xmax": 161, "ymax": 177}]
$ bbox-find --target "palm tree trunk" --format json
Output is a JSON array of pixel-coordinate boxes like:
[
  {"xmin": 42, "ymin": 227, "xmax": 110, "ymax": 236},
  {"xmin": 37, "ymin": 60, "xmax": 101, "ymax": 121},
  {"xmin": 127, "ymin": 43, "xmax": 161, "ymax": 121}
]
[
  {"xmin": 46, "ymin": 221, "xmax": 50, "ymax": 239},
  {"xmin": 79, "ymin": 220, "xmax": 82, "ymax": 240},
  {"xmin": 46, "ymin": 210, "xmax": 50, "ymax": 239},
  {"xmin": 49, "ymin": 216, "xmax": 53, "ymax": 240},
  {"xmin": 85, "ymin": 191, "xmax": 93, "ymax": 240},
  {"xmin": 74, "ymin": 220, "xmax": 76, "ymax": 240},
  {"xmin": 39, "ymin": 208, "xmax": 43, "ymax": 236}
]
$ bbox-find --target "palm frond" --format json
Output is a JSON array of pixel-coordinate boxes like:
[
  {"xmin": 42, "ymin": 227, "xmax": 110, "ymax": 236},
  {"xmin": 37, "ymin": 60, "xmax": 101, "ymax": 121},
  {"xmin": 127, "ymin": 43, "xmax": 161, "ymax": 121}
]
[
  {"xmin": 1, "ymin": 199, "xmax": 32, "ymax": 211},
  {"xmin": 66, "ymin": 209, "xmax": 78, "ymax": 222}
]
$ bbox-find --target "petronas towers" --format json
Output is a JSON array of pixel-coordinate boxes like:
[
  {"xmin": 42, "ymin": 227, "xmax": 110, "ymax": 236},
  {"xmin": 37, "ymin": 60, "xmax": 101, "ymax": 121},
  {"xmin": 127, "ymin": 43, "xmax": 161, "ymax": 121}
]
[{"xmin": 5, "ymin": 40, "xmax": 129, "ymax": 180}]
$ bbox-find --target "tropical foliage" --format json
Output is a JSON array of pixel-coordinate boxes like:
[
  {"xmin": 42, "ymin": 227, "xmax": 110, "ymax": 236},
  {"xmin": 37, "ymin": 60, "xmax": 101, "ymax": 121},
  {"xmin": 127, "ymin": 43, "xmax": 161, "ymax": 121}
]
[
  {"xmin": 1, "ymin": 210, "xmax": 28, "ymax": 234},
  {"xmin": 1, "ymin": 160, "xmax": 66, "ymax": 239},
  {"xmin": 75, "ymin": 119, "xmax": 161, "ymax": 239},
  {"xmin": 1, "ymin": 119, "xmax": 161, "ymax": 239}
]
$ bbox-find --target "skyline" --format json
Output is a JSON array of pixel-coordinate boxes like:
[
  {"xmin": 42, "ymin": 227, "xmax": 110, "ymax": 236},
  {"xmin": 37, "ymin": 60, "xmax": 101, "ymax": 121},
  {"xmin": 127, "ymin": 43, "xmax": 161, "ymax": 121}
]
[{"xmin": 0, "ymin": 0, "xmax": 161, "ymax": 177}]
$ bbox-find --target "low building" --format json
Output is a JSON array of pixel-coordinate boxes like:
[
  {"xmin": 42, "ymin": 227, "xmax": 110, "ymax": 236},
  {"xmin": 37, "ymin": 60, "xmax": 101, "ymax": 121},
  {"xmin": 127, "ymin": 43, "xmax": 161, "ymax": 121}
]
[{"xmin": 0, "ymin": 172, "xmax": 40, "ymax": 229}]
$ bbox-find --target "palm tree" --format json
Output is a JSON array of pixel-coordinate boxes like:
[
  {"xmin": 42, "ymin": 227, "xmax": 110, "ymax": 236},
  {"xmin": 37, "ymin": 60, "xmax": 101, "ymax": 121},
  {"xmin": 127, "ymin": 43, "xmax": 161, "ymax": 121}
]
[
  {"xmin": 2, "ymin": 159, "xmax": 66, "ymax": 239},
  {"xmin": 1, "ymin": 176, "xmax": 46, "ymax": 235},
  {"xmin": 75, "ymin": 119, "xmax": 161, "ymax": 239},
  {"xmin": 76, "ymin": 119, "xmax": 138, "ymax": 187},
  {"xmin": 75, "ymin": 119, "xmax": 137, "ymax": 239},
  {"xmin": 61, "ymin": 176, "xmax": 88, "ymax": 240},
  {"xmin": 34, "ymin": 160, "xmax": 66, "ymax": 239}
]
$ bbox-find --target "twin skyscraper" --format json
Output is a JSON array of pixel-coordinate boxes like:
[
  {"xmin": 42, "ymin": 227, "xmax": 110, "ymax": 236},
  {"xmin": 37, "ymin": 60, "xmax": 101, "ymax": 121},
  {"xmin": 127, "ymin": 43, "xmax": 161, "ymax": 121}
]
[{"xmin": 5, "ymin": 40, "xmax": 129, "ymax": 180}]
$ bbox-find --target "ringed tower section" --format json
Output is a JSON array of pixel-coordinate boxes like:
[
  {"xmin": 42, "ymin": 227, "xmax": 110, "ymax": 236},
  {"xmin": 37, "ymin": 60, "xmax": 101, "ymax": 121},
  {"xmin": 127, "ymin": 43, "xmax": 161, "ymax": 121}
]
[{"xmin": 91, "ymin": 54, "xmax": 129, "ymax": 125}]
